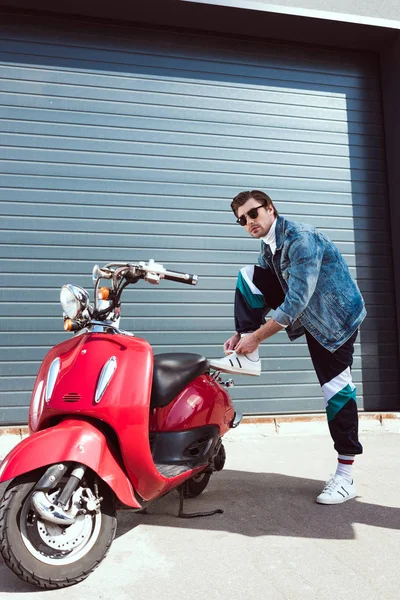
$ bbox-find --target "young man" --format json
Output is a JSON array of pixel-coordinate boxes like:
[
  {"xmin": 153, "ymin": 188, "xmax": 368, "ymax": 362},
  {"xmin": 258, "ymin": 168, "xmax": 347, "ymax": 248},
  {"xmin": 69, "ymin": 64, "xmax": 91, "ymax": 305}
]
[{"xmin": 209, "ymin": 190, "xmax": 366, "ymax": 505}]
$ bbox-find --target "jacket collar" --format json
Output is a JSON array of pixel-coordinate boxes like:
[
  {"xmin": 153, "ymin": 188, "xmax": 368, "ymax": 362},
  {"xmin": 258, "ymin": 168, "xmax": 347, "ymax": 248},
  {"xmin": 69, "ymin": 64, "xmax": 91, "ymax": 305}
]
[{"xmin": 274, "ymin": 215, "xmax": 285, "ymax": 251}]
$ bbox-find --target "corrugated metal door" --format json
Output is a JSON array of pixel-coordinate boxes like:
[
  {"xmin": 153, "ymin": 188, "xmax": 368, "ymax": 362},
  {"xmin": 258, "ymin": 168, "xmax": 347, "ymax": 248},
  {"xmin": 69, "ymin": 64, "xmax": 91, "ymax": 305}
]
[{"xmin": 0, "ymin": 11, "xmax": 398, "ymax": 423}]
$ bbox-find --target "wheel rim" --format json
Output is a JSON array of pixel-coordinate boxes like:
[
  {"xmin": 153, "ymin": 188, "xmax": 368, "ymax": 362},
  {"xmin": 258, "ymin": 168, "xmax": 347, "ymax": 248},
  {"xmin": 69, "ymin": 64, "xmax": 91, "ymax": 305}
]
[{"xmin": 19, "ymin": 487, "xmax": 102, "ymax": 566}]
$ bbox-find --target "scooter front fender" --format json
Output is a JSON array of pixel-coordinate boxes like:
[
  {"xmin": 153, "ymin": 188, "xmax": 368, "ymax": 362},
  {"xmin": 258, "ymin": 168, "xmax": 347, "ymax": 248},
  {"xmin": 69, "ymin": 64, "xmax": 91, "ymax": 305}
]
[{"xmin": 0, "ymin": 419, "xmax": 141, "ymax": 509}]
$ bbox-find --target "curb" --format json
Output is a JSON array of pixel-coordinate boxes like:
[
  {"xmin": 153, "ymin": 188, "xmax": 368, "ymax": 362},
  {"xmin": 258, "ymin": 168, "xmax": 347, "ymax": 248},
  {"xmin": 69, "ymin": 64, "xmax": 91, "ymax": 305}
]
[
  {"xmin": 0, "ymin": 427, "xmax": 29, "ymax": 464},
  {"xmin": 1, "ymin": 413, "xmax": 399, "ymax": 461},
  {"xmin": 232, "ymin": 412, "xmax": 400, "ymax": 440}
]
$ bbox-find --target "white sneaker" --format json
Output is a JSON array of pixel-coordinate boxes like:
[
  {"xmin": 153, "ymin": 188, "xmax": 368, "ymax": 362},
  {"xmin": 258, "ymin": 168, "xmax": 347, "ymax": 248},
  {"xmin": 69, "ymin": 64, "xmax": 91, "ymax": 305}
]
[
  {"xmin": 209, "ymin": 352, "xmax": 261, "ymax": 376},
  {"xmin": 316, "ymin": 474, "xmax": 356, "ymax": 505}
]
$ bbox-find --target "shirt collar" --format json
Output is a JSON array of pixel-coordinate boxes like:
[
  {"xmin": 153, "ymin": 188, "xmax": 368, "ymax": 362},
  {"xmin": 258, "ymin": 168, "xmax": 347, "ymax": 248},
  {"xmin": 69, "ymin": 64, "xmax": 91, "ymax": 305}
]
[{"xmin": 261, "ymin": 217, "xmax": 278, "ymax": 253}]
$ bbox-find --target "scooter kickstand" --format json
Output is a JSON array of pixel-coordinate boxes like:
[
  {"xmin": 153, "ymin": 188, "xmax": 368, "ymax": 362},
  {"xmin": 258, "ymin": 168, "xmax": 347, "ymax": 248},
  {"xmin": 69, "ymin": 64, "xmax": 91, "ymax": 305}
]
[{"xmin": 177, "ymin": 485, "xmax": 224, "ymax": 519}]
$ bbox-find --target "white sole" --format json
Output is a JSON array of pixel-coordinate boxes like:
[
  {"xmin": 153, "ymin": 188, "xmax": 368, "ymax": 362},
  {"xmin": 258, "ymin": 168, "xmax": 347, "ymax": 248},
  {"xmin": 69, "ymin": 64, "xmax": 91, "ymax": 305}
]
[
  {"xmin": 316, "ymin": 492, "xmax": 356, "ymax": 505},
  {"xmin": 209, "ymin": 364, "xmax": 260, "ymax": 376}
]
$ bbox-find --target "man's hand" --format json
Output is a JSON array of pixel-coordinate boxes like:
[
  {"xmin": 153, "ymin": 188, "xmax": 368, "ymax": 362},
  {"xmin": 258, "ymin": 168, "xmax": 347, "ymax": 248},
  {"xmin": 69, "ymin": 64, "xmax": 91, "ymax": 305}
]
[
  {"xmin": 223, "ymin": 332, "xmax": 241, "ymax": 354},
  {"xmin": 234, "ymin": 333, "xmax": 260, "ymax": 355}
]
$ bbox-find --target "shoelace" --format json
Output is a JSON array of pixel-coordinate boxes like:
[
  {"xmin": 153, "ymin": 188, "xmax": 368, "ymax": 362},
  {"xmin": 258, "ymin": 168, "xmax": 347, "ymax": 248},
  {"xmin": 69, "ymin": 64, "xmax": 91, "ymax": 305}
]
[
  {"xmin": 322, "ymin": 475, "xmax": 351, "ymax": 494},
  {"xmin": 322, "ymin": 477, "xmax": 337, "ymax": 493},
  {"xmin": 324, "ymin": 477, "xmax": 342, "ymax": 492}
]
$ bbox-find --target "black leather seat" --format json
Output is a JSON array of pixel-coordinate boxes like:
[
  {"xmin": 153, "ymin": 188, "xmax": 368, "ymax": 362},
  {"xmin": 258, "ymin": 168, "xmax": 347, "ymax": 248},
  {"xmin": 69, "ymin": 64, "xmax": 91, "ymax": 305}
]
[{"xmin": 150, "ymin": 353, "xmax": 210, "ymax": 409}]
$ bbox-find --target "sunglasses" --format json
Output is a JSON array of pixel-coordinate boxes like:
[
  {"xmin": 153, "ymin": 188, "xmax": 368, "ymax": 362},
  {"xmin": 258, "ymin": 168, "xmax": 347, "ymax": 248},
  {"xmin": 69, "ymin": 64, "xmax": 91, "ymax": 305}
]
[{"xmin": 236, "ymin": 204, "xmax": 265, "ymax": 226}]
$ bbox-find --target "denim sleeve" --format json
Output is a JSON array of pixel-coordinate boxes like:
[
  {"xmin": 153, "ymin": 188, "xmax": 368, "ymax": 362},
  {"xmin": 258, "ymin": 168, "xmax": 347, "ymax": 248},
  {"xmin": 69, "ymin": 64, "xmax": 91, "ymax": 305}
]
[{"xmin": 273, "ymin": 231, "xmax": 323, "ymax": 327}]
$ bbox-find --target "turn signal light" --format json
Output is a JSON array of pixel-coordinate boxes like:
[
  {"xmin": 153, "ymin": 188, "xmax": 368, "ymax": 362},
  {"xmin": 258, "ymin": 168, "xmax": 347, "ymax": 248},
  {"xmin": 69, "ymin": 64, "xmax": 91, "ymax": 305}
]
[
  {"xmin": 64, "ymin": 319, "xmax": 73, "ymax": 331},
  {"xmin": 98, "ymin": 287, "xmax": 110, "ymax": 300}
]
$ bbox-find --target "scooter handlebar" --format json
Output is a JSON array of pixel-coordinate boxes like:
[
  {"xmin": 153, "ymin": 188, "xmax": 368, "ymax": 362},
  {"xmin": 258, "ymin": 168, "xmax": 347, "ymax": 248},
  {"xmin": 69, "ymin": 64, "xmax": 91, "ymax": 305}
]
[
  {"xmin": 162, "ymin": 270, "xmax": 198, "ymax": 286},
  {"xmin": 125, "ymin": 261, "xmax": 198, "ymax": 286},
  {"xmin": 102, "ymin": 261, "xmax": 199, "ymax": 286}
]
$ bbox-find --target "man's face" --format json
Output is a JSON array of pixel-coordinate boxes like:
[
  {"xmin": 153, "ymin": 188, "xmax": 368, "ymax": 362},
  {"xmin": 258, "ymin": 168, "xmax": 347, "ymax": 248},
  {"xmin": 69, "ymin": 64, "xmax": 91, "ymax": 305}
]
[{"xmin": 236, "ymin": 197, "xmax": 276, "ymax": 238}]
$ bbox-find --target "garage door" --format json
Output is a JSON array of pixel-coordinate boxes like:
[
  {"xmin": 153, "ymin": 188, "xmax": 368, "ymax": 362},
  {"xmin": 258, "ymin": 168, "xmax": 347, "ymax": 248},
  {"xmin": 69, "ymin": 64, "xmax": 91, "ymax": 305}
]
[{"xmin": 0, "ymin": 10, "xmax": 398, "ymax": 423}]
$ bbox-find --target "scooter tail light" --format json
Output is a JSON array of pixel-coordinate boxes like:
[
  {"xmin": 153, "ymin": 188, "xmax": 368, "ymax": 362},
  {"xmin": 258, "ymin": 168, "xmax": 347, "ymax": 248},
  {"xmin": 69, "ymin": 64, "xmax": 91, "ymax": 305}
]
[
  {"xmin": 95, "ymin": 356, "xmax": 117, "ymax": 404},
  {"xmin": 45, "ymin": 358, "xmax": 61, "ymax": 402}
]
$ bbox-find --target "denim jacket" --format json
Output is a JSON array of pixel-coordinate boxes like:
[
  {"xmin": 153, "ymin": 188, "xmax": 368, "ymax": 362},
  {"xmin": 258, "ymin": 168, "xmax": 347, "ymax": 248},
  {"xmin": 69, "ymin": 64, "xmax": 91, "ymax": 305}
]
[{"xmin": 258, "ymin": 216, "xmax": 366, "ymax": 352}]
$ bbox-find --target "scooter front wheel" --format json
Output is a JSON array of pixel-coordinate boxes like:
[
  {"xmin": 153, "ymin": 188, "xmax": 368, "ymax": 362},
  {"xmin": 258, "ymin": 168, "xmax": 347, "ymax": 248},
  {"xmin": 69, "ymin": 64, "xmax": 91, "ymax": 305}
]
[{"xmin": 0, "ymin": 469, "xmax": 116, "ymax": 589}]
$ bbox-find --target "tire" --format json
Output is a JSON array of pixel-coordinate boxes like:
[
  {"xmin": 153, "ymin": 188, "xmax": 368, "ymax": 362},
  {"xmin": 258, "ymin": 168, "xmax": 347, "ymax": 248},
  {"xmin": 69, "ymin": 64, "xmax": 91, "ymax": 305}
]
[
  {"xmin": 182, "ymin": 471, "xmax": 212, "ymax": 499},
  {"xmin": 214, "ymin": 443, "xmax": 226, "ymax": 472},
  {"xmin": 0, "ymin": 470, "xmax": 117, "ymax": 589}
]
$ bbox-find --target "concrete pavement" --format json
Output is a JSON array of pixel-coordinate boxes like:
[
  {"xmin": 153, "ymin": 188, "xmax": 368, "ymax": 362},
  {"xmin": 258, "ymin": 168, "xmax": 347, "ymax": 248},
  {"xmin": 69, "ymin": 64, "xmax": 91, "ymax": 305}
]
[{"xmin": 0, "ymin": 426, "xmax": 399, "ymax": 599}]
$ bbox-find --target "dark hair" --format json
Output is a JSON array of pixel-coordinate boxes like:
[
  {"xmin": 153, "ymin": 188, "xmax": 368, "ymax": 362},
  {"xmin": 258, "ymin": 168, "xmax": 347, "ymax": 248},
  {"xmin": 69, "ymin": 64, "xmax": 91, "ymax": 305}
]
[{"xmin": 231, "ymin": 190, "xmax": 278, "ymax": 218}]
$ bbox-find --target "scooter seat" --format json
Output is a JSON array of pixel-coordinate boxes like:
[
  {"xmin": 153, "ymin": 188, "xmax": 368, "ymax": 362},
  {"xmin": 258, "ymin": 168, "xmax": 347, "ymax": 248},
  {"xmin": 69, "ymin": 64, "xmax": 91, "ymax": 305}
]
[{"xmin": 150, "ymin": 353, "xmax": 210, "ymax": 409}]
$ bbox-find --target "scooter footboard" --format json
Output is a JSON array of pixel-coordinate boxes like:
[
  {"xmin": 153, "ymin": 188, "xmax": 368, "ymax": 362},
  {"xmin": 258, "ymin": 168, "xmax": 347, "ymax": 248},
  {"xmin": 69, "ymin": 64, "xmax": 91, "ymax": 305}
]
[{"xmin": 0, "ymin": 419, "xmax": 141, "ymax": 508}]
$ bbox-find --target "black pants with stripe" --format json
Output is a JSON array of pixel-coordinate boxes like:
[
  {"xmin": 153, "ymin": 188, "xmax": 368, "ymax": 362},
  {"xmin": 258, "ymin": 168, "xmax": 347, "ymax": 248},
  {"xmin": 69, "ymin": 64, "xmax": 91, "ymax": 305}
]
[{"xmin": 235, "ymin": 265, "xmax": 363, "ymax": 455}]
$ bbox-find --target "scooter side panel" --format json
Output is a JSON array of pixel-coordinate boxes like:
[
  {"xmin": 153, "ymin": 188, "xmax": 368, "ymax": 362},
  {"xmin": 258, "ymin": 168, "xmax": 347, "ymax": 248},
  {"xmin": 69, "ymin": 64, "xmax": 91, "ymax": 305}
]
[
  {"xmin": 0, "ymin": 419, "xmax": 141, "ymax": 508},
  {"xmin": 150, "ymin": 375, "xmax": 235, "ymax": 435}
]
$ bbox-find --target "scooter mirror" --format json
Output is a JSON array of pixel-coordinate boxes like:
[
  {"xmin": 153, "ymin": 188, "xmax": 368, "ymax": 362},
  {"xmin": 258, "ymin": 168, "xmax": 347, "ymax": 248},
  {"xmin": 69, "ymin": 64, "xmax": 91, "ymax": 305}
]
[
  {"xmin": 92, "ymin": 265, "xmax": 113, "ymax": 282},
  {"xmin": 92, "ymin": 265, "xmax": 102, "ymax": 282}
]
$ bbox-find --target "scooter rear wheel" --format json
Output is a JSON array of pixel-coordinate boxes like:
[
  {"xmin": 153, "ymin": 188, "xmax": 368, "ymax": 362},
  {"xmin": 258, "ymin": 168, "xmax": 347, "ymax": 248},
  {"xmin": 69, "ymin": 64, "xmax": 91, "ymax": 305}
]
[
  {"xmin": 182, "ymin": 471, "xmax": 212, "ymax": 498},
  {"xmin": 0, "ymin": 469, "xmax": 116, "ymax": 589}
]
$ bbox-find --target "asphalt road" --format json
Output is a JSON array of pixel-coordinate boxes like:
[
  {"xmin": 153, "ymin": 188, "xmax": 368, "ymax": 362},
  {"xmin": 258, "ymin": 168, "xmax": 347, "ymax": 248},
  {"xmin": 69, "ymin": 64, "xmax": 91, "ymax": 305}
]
[{"xmin": 0, "ymin": 428, "xmax": 399, "ymax": 599}]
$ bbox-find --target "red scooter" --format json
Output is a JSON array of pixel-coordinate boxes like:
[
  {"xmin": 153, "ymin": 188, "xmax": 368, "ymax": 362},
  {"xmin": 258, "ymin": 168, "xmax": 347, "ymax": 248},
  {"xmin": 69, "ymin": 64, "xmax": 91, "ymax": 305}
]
[{"xmin": 0, "ymin": 260, "xmax": 241, "ymax": 589}]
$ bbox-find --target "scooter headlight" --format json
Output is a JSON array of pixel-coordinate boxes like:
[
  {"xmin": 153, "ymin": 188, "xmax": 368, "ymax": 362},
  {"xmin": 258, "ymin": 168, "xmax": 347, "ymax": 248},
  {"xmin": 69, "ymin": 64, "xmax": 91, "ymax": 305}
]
[{"xmin": 60, "ymin": 284, "xmax": 90, "ymax": 319}]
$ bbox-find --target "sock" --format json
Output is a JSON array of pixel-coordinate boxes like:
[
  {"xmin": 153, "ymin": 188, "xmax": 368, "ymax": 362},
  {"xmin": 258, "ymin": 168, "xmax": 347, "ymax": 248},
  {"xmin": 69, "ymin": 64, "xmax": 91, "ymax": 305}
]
[
  {"xmin": 240, "ymin": 332, "xmax": 259, "ymax": 362},
  {"xmin": 335, "ymin": 454, "xmax": 354, "ymax": 482}
]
